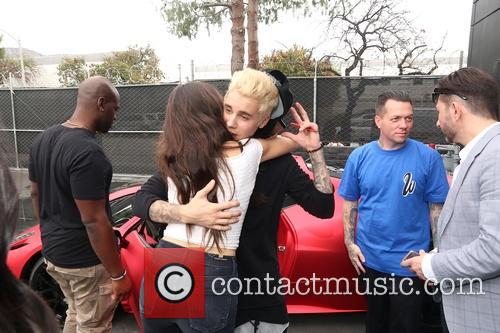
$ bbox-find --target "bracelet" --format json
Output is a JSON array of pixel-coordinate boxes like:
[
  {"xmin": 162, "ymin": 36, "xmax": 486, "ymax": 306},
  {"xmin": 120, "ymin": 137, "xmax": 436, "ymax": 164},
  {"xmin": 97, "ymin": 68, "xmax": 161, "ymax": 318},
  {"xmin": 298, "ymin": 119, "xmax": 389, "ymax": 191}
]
[
  {"xmin": 111, "ymin": 269, "xmax": 127, "ymax": 281},
  {"xmin": 307, "ymin": 142, "xmax": 324, "ymax": 154}
]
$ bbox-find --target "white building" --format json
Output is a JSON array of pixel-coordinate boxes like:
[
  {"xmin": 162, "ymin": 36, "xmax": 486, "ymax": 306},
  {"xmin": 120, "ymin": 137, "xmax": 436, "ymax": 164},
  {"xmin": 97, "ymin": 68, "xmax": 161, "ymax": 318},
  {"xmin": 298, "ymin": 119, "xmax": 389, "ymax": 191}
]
[
  {"xmin": 3, "ymin": 47, "xmax": 465, "ymax": 87},
  {"xmin": 3, "ymin": 48, "xmax": 113, "ymax": 87}
]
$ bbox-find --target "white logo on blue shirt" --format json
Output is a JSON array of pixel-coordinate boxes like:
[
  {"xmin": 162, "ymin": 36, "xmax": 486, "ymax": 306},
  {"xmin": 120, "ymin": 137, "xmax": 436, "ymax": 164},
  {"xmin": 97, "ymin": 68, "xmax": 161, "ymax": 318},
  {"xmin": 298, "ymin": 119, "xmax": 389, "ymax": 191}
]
[{"xmin": 402, "ymin": 172, "xmax": 416, "ymax": 197}]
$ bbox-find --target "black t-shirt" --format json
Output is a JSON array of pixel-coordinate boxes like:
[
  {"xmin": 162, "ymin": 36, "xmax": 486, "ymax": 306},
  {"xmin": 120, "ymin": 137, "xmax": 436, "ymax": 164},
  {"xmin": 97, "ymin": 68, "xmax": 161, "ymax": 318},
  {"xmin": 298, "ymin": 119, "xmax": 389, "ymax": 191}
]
[
  {"xmin": 235, "ymin": 154, "xmax": 334, "ymax": 324},
  {"xmin": 29, "ymin": 125, "xmax": 112, "ymax": 268}
]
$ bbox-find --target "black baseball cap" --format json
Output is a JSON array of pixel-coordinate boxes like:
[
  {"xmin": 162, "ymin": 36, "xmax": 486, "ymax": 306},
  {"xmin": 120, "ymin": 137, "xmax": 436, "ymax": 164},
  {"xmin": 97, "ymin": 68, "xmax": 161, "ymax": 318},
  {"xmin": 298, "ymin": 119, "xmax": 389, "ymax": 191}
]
[{"xmin": 254, "ymin": 69, "xmax": 294, "ymax": 138}]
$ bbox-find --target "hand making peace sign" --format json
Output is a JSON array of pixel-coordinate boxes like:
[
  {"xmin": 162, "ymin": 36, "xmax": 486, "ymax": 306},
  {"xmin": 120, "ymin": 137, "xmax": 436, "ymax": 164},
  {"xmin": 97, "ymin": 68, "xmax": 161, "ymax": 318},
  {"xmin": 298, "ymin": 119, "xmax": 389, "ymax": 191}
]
[{"xmin": 281, "ymin": 102, "xmax": 322, "ymax": 152}]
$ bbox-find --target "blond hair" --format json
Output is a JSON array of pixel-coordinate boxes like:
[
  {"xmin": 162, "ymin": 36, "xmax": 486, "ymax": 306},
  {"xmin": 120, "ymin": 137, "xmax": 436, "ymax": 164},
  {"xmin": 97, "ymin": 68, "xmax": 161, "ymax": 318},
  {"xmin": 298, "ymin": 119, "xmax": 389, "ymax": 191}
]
[{"xmin": 226, "ymin": 68, "xmax": 279, "ymax": 119}]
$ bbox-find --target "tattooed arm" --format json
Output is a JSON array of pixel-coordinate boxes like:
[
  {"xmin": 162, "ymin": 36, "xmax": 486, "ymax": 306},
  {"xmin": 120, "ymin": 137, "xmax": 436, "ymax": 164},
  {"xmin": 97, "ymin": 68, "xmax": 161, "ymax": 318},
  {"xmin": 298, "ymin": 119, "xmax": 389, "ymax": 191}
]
[
  {"xmin": 309, "ymin": 148, "xmax": 333, "ymax": 194},
  {"xmin": 343, "ymin": 200, "xmax": 358, "ymax": 247},
  {"xmin": 279, "ymin": 102, "xmax": 332, "ymax": 194},
  {"xmin": 343, "ymin": 199, "xmax": 365, "ymax": 274},
  {"xmin": 149, "ymin": 201, "xmax": 182, "ymax": 224},
  {"xmin": 148, "ymin": 182, "xmax": 241, "ymax": 231},
  {"xmin": 133, "ymin": 176, "xmax": 240, "ymax": 231},
  {"xmin": 429, "ymin": 203, "xmax": 443, "ymax": 247}
]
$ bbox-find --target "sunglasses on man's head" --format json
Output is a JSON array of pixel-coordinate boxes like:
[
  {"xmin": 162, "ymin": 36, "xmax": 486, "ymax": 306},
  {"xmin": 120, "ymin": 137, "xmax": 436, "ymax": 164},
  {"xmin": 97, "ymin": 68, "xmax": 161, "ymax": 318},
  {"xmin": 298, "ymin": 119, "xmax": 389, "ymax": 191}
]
[{"xmin": 431, "ymin": 88, "xmax": 468, "ymax": 104}]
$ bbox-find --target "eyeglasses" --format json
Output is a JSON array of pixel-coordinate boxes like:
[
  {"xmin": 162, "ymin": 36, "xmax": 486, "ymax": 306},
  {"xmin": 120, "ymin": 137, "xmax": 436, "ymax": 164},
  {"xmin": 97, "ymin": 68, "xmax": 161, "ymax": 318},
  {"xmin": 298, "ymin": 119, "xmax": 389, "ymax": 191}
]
[{"xmin": 431, "ymin": 88, "xmax": 468, "ymax": 104}]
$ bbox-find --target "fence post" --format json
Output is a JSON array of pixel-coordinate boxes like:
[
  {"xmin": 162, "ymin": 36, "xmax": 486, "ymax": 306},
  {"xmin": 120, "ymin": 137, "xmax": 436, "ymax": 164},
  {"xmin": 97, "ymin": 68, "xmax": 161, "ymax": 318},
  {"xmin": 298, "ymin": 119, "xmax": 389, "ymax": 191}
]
[
  {"xmin": 313, "ymin": 60, "xmax": 318, "ymax": 123},
  {"xmin": 9, "ymin": 73, "xmax": 20, "ymax": 168},
  {"xmin": 191, "ymin": 60, "xmax": 194, "ymax": 81}
]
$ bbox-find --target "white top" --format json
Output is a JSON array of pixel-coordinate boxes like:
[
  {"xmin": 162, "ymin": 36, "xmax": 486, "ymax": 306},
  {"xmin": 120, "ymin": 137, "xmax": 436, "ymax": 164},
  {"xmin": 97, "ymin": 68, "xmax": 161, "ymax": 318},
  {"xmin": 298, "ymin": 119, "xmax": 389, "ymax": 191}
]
[
  {"xmin": 422, "ymin": 122, "xmax": 500, "ymax": 280},
  {"xmin": 162, "ymin": 139, "xmax": 263, "ymax": 250}
]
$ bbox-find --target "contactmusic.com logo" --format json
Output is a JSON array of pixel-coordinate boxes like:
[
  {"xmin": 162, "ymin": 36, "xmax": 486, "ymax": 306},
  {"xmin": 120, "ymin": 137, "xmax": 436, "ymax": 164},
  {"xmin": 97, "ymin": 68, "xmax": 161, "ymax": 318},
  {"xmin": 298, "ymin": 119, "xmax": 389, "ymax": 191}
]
[
  {"xmin": 155, "ymin": 263, "xmax": 194, "ymax": 303},
  {"xmin": 143, "ymin": 248, "xmax": 205, "ymax": 318}
]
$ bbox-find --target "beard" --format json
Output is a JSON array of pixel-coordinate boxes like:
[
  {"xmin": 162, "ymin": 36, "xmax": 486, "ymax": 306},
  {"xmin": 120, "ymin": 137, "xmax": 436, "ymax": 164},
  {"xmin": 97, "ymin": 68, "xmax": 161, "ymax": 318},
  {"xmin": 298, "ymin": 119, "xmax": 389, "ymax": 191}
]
[
  {"xmin": 96, "ymin": 116, "xmax": 113, "ymax": 134},
  {"xmin": 440, "ymin": 122, "xmax": 456, "ymax": 143}
]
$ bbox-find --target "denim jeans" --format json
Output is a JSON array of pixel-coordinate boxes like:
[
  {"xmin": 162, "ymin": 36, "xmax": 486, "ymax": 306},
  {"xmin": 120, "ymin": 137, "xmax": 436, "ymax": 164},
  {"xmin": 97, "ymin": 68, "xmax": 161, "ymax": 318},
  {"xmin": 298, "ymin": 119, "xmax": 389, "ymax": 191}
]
[{"xmin": 141, "ymin": 240, "xmax": 238, "ymax": 333}]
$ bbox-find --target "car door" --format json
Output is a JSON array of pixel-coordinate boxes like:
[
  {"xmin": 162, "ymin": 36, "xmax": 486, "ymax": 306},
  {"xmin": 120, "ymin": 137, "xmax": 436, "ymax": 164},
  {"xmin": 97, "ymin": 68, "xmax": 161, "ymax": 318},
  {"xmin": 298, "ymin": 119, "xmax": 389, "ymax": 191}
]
[{"xmin": 278, "ymin": 157, "xmax": 366, "ymax": 313}]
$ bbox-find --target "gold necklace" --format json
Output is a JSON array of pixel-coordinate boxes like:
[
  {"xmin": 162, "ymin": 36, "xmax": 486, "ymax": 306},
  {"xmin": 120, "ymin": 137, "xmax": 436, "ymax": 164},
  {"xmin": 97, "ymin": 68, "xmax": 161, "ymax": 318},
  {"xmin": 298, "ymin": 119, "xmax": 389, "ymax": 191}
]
[{"xmin": 64, "ymin": 120, "xmax": 89, "ymax": 130}]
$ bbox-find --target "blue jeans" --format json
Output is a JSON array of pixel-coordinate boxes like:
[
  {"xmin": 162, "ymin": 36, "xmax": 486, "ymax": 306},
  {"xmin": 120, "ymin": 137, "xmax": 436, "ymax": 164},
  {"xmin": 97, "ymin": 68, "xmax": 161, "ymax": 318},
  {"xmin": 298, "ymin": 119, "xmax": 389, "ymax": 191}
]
[{"xmin": 141, "ymin": 240, "xmax": 238, "ymax": 333}]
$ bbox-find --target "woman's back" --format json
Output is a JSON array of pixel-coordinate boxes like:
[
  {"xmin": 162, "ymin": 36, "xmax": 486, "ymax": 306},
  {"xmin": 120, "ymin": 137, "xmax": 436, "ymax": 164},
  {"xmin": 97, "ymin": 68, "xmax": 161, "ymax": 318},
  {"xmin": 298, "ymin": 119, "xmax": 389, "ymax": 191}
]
[{"xmin": 163, "ymin": 139, "xmax": 263, "ymax": 250}]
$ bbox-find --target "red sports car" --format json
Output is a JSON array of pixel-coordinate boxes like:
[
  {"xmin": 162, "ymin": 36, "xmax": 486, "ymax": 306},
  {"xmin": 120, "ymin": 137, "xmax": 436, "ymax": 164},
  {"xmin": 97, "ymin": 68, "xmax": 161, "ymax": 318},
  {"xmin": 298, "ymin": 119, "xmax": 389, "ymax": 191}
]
[{"xmin": 7, "ymin": 154, "xmax": 444, "ymax": 331}]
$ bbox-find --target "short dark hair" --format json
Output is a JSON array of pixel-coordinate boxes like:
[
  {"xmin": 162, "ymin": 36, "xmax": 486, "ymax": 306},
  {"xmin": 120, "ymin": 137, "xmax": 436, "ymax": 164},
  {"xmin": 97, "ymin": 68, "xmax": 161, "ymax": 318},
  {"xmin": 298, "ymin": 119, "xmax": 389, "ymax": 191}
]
[
  {"xmin": 376, "ymin": 91, "xmax": 413, "ymax": 115},
  {"xmin": 436, "ymin": 67, "xmax": 499, "ymax": 120}
]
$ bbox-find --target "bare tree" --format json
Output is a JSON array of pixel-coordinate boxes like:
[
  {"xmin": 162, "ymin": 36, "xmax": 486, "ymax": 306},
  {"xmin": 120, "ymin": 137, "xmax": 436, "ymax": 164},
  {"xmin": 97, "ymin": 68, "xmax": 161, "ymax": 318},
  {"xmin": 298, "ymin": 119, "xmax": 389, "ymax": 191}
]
[
  {"xmin": 322, "ymin": 0, "xmax": 416, "ymax": 142},
  {"xmin": 326, "ymin": 0, "xmax": 412, "ymax": 76},
  {"xmin": 395, "ymin": 32, "xmax": 446, "ymax": 75}
]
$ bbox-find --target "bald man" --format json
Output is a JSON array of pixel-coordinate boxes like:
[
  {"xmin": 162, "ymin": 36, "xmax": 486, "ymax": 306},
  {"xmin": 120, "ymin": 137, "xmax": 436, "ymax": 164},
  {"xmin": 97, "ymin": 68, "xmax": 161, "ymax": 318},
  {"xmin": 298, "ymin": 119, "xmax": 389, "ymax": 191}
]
[{"xmin": 29, "ymin": 76, "xmax": 131, "ymax": 333}]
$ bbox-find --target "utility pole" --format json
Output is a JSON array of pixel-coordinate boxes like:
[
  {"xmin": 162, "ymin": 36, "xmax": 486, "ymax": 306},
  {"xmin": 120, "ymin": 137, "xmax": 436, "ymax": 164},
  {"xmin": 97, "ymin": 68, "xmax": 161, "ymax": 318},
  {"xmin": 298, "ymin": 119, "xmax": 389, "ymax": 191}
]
[{"xmin": 0, "ymin": 29, "xmax": 26, "ymax": 86}]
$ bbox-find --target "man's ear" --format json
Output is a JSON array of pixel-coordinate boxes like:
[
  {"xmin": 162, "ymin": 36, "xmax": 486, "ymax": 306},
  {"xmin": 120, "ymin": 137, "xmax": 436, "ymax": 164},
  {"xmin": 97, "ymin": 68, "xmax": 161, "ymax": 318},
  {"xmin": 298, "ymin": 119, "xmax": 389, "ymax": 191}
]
[
  {"xmin": 450, "ymin": 101, "xmax": 464, "ymax": 121},
  {"xmin": 97, "ymin": 96, "xmax": 105, "ymax": 111},
  {"xmin": 258, "ymin": 115, "xmax": 270, "ymax": 129},
  {"xmin": 374, "ymin": 114, "xmax": 382, "ymax": 129}
]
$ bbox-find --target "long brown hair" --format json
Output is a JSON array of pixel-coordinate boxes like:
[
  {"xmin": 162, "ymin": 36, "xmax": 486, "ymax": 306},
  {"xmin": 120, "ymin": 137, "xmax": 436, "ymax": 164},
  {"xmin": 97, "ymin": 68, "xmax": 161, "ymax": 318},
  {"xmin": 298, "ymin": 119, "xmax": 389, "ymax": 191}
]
[
  {"xmin": 0, "ymin": 149, "xmax": 60, "ymax": 333},
  {"xmin": 156, "ymin": 81, "xmax": 234, "ymax": 251}
]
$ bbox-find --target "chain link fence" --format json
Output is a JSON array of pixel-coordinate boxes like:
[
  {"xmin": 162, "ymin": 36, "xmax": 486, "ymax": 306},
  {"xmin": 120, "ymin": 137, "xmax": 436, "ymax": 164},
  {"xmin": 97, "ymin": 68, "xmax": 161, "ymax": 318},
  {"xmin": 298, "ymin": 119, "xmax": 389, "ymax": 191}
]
[{"xmin": 0, "ymin": 76, "xmax": 445, "ymax": 174}]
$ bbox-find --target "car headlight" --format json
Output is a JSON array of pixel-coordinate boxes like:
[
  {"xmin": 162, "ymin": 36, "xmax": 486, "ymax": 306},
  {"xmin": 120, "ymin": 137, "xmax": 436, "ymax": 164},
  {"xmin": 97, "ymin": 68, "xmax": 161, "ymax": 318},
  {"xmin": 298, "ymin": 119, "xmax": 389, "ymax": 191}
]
[{"xmin": 12, "ymin": 231, "xmax": 35, "ymax": 243}]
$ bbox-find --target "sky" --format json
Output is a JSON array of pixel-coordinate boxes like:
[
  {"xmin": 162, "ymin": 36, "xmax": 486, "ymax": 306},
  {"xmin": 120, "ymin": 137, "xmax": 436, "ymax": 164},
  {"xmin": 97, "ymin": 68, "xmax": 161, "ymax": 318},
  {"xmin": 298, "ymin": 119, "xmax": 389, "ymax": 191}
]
[{"xmin": 0, "ymin": 0, "xmax": 473, "ymax": 81}]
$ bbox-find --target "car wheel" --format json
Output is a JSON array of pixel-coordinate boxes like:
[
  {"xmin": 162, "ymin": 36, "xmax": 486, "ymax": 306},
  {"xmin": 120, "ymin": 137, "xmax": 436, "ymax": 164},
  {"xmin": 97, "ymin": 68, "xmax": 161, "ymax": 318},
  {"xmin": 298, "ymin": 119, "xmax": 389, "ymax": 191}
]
[{"xmin": 28, "ymin": 257, "xmax": 67, "ymax": 325}]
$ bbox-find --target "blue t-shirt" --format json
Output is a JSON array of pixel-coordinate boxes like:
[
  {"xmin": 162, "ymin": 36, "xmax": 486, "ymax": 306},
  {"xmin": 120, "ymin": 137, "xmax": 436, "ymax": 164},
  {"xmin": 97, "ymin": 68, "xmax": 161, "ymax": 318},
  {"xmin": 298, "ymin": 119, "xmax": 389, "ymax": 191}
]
[{"xmin": 339, "ymin": 139, "xmax": 449, "ymax": 276}]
